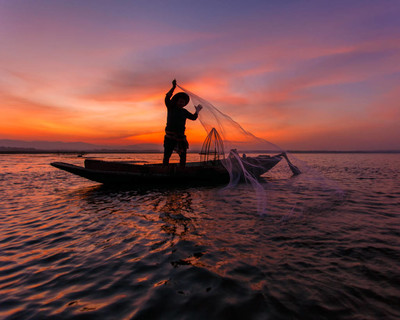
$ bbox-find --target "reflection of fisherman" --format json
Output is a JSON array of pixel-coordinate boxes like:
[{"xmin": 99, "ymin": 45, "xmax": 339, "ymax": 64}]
[{"xmin": 163, "ymin": 79, "xmax": 203, "ymax": 167}]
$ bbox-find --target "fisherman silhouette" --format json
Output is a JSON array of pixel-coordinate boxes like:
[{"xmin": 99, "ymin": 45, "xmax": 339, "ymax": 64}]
[{"xmin": 163, "ymin": 79, "xmax": 202, "ymax": 167}]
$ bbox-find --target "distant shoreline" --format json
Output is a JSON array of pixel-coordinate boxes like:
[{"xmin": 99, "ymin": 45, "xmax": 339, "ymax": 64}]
[{"xmin": 1, "ymin": 150, "xmax": 399, "ymax": 154}]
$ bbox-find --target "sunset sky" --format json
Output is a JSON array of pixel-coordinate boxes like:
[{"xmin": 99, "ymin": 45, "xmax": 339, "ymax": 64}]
[{"xmin": 1, "ymin": 0, "xmax": 399, "ymax": 150}]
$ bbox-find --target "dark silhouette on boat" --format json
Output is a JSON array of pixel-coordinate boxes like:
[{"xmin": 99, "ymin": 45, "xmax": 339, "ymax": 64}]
[{"xmin": 50, "ymin": 128, "xmax": 299, "ymax": 186}]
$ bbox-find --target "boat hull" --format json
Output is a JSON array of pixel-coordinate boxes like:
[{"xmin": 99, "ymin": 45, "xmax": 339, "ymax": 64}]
[
  {"xmin": 50, "ymin": 157, "xmax": 281, "ymax": 186},
  {"xmin": 51, "ymin": 161, "xmax": 230, "ymax": 186}
]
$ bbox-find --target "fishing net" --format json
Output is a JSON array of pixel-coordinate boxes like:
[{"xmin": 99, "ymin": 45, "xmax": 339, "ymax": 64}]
[{"xmin": 177, "ymin": 85, "xmax": 306, "ymax": 214}]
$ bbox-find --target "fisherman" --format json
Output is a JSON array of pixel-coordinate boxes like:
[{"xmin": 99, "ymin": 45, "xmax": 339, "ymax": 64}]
[{"xmin": 163, "ymin": 79, "xmax": 202, "ymax": 167}]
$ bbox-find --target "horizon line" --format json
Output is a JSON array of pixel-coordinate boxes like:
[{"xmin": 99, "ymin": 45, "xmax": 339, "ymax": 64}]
[{"xmin": 1, "ymin": 148, "xmax": 399, "ymax": 155}]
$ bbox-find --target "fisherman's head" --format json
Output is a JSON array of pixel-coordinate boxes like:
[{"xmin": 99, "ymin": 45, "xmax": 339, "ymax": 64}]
[{"xmin": 172, "ymin": 92, "xmax": 190, "ymax": 108}]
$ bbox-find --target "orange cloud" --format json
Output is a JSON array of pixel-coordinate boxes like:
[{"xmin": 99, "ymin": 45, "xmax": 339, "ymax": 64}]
[{"xmin": 1, "ymin": 1, "xmax": 400, "ymax": 151}]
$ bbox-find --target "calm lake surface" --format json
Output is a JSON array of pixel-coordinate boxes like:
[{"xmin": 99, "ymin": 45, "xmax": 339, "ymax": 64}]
[{"xmin": 0, "ymin": 153, "xmax": 399, "ymax": 320}]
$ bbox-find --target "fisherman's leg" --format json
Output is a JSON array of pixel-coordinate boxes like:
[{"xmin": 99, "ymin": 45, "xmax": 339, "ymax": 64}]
[
  {"xmin": 179, "ymin": 149, "xmax": 187, "ymax": 167},
  {"xmin": 163, "ymin": 137, "xmax": 175, "ymax": 166},
  {"xmin": 163, "ymin": 146, "xmax": 174, "ymax": 166}
]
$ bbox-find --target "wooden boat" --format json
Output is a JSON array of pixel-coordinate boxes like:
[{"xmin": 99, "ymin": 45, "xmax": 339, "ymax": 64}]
[
  {"xmin": 50, "ymin": 155, "xmax": 282, "ymax": 186},
  {"xmin": 49, "ymin": 129, "xmax": 300, "ymax": 186}
]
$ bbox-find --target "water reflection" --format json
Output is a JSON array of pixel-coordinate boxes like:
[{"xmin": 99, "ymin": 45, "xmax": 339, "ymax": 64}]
[
  {"xmin": 1, "ymin": 154, "xmax": 400, "ymax": 319},
  {"xmin": 156, "ymin": 191, "xmax": 196, "ymax": 239},
  {"xmin": 72, "ymin": 185, "xmax": 200, "ymax": 242}
]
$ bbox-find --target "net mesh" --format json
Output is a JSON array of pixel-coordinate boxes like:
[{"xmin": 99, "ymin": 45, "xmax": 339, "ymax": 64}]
[{"xmin": 178, "ymin": 85, "xmax": 306, "ymax": 214}]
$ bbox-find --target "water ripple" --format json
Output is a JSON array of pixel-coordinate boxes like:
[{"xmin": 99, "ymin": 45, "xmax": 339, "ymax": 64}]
[{"xmin": 0, "ymin": 154, "xmax": 399, "ymax": 319}]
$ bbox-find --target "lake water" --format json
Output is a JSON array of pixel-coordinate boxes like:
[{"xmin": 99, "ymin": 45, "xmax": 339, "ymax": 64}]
[{"xmin": 0, "ymin": 153, "xmax": 399, "ymax": 319}]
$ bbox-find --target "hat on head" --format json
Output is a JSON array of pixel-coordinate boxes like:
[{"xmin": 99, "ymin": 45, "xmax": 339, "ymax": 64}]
[{"xmin": 172, "ymin": 92, "xmax": 190, "ymax": 106}]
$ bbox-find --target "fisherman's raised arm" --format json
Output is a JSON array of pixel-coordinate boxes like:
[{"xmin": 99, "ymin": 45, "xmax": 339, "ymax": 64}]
[{"xmin": 165, "ymin": 79, "xmax": 177, "ymax": 106}]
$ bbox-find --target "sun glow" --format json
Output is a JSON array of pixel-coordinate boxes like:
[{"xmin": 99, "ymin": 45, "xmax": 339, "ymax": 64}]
[{"xmin": 1, "ymin": 1, "xmax": 399, "ymax": 150}]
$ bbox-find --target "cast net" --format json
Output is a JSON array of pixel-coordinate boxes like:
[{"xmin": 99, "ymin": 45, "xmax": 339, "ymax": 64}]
[{"xmin": 178, "ymin": 85, "xmax": 307, "ymax": 214}]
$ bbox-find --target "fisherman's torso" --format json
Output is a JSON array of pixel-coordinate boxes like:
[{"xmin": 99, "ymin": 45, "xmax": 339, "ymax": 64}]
[{"xmin": 165, "ymin": 106, "xmax": 190, "ymax": 135}]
